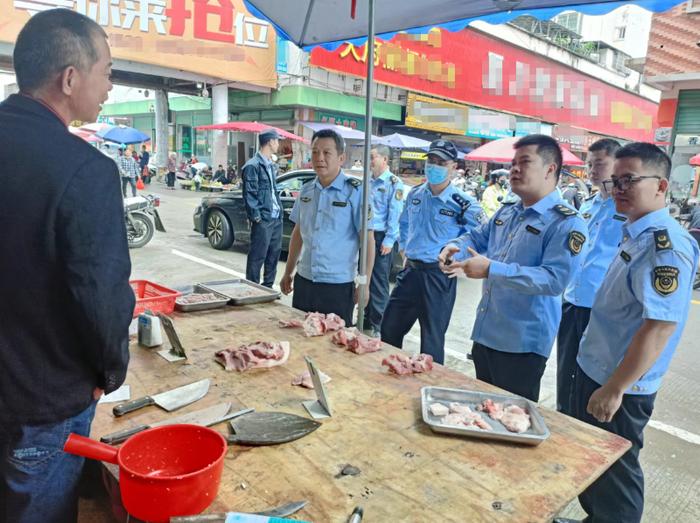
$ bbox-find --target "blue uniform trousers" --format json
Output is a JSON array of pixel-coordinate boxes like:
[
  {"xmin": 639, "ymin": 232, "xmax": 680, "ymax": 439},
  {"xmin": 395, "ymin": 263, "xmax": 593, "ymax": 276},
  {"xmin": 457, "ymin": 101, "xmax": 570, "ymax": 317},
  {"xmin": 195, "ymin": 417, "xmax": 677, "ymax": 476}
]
[
  {"xmin": 246, "ymin": 218, "xmax": 282, "ymax": 288},
  {"xmin": 292, "ymin": 274, "xmax": 355, "ymax": 326},
  {"xmin": 556, "ymin": 302, "xmax": 592, "ymax": 414},
  {"xmin": 573, "ymin": 365, "xmax": 655, "ymax": 523},
  {"xmin": 471, "ymin": 342, "xmax": 547, "ymax": 402},
  {"xmin": 380, "ymin": 262, "xmax": 456, "ymax": 365},
  {"xmin": 364, "ymin": 231, "xmax": 393, "ymax": 330}
]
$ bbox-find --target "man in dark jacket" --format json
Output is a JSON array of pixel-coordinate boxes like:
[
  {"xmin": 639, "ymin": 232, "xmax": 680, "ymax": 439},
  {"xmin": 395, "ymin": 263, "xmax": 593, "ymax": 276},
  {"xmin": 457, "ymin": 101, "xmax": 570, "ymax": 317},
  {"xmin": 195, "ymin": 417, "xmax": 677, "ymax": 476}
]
[
  {"xmin": 242, "ymin": 130, "xmax": 283, "ymax": 287},
  {"xmin": 0, "ymin": 10, "xmax": 134, "ymax": 523}
]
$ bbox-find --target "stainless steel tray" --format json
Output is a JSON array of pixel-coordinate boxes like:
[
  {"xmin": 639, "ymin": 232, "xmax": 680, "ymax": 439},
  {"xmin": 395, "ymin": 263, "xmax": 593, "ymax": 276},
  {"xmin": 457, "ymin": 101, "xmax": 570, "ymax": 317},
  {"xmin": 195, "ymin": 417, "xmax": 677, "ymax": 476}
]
[
  {"xmin": 199, "ymin": 279, "xmax": 280, "ymax": 305},
  {"xmin": 175, "ymin": 284, "xmax": 230, "ymax": 312},
  {"xmin": 421, "ymin": 386, "xmax": 550, "ymax": 446}
]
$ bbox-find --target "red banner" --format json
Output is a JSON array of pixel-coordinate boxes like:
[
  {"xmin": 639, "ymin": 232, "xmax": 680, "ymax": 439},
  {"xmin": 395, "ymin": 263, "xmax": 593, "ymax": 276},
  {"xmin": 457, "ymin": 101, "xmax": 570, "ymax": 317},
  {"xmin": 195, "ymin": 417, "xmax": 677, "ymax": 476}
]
[{"xmin": 310, "ymin": 28, "xmax": 657, "ymax": 141}]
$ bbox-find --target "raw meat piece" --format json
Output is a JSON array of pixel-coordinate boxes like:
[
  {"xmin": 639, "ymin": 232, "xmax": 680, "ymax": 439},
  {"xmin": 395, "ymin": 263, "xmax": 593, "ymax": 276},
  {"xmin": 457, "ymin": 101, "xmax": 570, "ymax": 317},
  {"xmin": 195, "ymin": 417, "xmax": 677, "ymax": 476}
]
[
  {"xmin": 303, "ymin": 312, "xmax": 327, "ymax": 337},
  {"xmin": 441, "ymin": 413, "xmax": 466, "ymax": 426},
  {"xmin": 278, "ymin": 319, "xmax": 304, "ymax": 328},
  {"xmin": 176, "ymin": 293, "xmax": 222, "ymax": 304},
  {"xmin": 291, "ymin": 370, "xmax": 331, "ymax": 389},
  {"xmin": 322, "ymin": 313, "xmax": 346, "ymax": 332},
  {"xmin": 215, "ymin": 341, "xmax": 290, "ymax": 372},
  {"xmin": 331, "ymin": 328, "xmax": 358, "ymax": 347},
  {"xmin": 448, "ymin": 402, "xmax": 472, "ymax": 414},
  {"xmin": 439, "ymin": 409, "xmax": 493, "ymax": 431},
  {"xmin": 347, "ymin": 333, "xmax": 382, "ymax": 354},
  {"xmin": 381, "ymin": 354, "xmax": 414, "ymax": 375},
  {"xmin": 477, "ymin": 398, "xmax": 504, "ymax": 420},
  {"xmin": 429, "ymin": 403, "xmax": 449, "ymax": 417},
  {"xmin": 411, "ymin": 354, "xmax": 434, "ymax": 373},
  {"xmin": 500, "ymin": 405, "xmax": 531, "ymax": 433}
]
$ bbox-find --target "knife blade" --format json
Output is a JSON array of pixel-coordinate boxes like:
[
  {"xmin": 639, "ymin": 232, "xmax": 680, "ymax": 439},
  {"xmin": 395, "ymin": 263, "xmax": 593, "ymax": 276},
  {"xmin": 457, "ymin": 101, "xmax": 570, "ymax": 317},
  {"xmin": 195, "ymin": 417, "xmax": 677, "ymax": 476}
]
[
  {"xmin": 169, "ymin": 500, "xmax": 308, "ymax": 522},
  {"xmin": 113, "ymin": 378, "xmax": 210, "ymax": 417},
  {"xmin": 101, "ymin": 402, "xmax": 248, "ymax": 444},
  {"xmin": 254, "ymin": 500, "xmax": 307, "ymax": 517}
]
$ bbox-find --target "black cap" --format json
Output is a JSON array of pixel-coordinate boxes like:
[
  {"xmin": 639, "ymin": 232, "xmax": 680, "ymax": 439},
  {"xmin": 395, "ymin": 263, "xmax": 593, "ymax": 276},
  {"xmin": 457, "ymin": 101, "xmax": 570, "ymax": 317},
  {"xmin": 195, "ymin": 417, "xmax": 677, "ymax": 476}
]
[
  {"xmin": 428, "ymin": 139, "xmax": 458, "ymax": 161},
  {"xmin": 259, "ymin": 129, "xmax": 281, "ymax": 145}
]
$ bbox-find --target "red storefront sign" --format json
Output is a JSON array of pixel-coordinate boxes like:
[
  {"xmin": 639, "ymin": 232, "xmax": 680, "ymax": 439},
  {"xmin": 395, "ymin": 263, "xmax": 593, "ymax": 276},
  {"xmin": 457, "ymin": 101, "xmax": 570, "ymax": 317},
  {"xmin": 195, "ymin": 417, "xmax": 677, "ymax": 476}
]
[{"xmin": 310, "ymin": 28, "xmax": 657, "ymax": 141}]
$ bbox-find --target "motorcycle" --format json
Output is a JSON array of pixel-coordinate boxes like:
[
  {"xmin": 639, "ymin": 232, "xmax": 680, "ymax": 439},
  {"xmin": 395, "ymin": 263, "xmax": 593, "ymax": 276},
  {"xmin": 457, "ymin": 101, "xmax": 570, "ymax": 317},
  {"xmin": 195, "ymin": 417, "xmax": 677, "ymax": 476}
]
[{"xmin": 124, "ymin": 194, "xmax": 166, "ymax": 249}]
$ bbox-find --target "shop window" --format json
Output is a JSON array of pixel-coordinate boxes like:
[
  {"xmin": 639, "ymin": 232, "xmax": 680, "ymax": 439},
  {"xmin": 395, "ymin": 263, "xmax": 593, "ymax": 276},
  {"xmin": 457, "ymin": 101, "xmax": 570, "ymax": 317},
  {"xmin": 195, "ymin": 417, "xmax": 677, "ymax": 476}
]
[
  {"xmin": 614, "ymin": 26, "xmax": 627, "ymax": 40},
  {"xmin": 553, "ymin": 12, "xmax": 581, "ymax": 33}
]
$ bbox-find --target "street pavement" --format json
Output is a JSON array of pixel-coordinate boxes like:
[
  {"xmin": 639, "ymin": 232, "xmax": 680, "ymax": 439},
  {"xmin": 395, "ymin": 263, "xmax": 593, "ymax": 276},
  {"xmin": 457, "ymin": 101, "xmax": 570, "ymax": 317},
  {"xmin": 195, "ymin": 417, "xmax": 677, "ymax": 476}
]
[{"xmin": 83, "ymin": 180, "xmax": 700, "ymax": 522}]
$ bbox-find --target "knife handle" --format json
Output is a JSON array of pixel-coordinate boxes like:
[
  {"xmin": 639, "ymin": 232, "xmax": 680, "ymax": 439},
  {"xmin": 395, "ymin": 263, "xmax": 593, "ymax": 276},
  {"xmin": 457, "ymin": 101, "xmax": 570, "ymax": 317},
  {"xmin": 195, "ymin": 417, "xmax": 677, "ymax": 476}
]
[
  {"xmin": 113, "ymin": 396, "xmax": 155, "ymax": 417},
  {"xmin": 100, "ymin": 424, "xmax": 150, "ymax": 444}
]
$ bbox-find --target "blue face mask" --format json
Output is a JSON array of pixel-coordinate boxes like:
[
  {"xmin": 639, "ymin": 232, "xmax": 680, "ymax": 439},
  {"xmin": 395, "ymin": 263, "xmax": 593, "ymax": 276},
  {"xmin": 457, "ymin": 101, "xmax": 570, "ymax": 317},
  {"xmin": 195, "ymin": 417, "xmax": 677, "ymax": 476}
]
[{"xmin": 426, "ymin": 163, "xmax": 449, "ymax": 185}]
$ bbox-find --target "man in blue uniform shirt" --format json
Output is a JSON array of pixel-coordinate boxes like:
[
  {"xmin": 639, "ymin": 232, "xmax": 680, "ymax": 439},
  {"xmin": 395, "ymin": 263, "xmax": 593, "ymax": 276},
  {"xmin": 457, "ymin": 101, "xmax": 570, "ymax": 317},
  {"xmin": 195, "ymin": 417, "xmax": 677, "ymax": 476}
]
[
  {"xmin": 281, "ymin": 129, "xmax": 375, "ymax": 325},
  {"xmin": 567, "ymin": 143, "xmax": 699, "ymax": 523},
  {"xmin": 556, "ymin": 138, "xmax": 624, "ymax": 414},
  {"xmin": 441, "ymin": 134, "xmax": 588, "ymax": 402},
  {"xmin": 381, "ymin": 140, "xmax": 484, "ymax": 365},
  {"xmin": 363, "ymin": 144, "xmax": 405, "ymax": 337},
  {"xmin": 242, "ymin": 129, "xmax": 283, "ymax": 288}
]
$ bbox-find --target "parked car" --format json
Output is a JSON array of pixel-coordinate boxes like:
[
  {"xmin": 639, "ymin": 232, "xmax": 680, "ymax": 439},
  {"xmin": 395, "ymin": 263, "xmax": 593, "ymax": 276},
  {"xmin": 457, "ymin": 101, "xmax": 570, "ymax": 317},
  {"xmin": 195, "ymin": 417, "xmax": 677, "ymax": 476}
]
[{"xmin": 192, "ymin": 169, "xmax": 405, "ymax": 276}]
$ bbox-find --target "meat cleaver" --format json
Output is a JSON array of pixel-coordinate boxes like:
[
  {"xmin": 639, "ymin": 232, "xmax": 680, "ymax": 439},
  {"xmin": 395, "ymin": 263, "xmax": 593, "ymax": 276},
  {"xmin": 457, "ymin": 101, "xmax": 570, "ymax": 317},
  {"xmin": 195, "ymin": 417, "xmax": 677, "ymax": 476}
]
[
  {"xmin": 227, "ymin": 411, "xmax": 321, "ymax": 446},
  {"xmin": 112, "ymin": 378, "xmax": 210, "ymax": 417},
  {"xmin": 101, "ymin": 403, "xmax": 254, "ymax": 444}
]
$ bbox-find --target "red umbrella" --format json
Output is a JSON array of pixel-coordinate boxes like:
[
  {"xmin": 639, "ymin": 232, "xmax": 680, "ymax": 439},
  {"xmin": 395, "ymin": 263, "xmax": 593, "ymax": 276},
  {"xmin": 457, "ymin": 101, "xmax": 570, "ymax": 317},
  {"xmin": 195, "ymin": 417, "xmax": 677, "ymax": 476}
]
[
  {"xmin": 689, "ymin": 153, "xmax": 700, "ymax": 166},
  {"xmin": 465, "ymin": 136, "xmax": 584, "ymax": 166},
  {"xmin": 195, "ymin": 121, "xmax": 308, "ymax": 143},
  {"xmin": 69, "ymin": 126, "xmax": 103, "ymax": 142}
]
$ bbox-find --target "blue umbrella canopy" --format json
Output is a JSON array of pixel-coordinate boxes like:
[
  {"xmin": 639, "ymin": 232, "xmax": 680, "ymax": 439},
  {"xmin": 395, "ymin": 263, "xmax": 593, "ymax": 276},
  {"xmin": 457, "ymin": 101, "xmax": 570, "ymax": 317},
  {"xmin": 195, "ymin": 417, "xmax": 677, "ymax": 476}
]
[
  {"xmin": 97, "ymin": 125, "xmax": 151, "ymax": 145},
  {"xmin": 244, "ymin": 0, "xmax": 681, "ymax": 49}
]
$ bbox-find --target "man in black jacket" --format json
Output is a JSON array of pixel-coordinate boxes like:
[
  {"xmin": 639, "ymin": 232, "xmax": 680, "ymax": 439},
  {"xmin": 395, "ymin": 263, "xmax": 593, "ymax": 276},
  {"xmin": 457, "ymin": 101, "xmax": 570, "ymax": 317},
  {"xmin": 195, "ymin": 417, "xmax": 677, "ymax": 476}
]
[
  {"xmin": 0, "ymin": 10, "xmax": 133, "ymax": 523},
  {"xmin": 242, "ymin": 130, "xmax": 283, "ymax": 287}
]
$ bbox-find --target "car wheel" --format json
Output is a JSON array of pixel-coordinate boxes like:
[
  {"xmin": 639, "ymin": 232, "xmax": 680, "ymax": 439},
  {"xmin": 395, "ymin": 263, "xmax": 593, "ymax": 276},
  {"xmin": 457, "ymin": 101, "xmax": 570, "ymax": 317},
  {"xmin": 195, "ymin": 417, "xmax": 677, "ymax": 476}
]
[{"xmin": 206, "ymin": 209, "xmax": 234, "ymax": 250}]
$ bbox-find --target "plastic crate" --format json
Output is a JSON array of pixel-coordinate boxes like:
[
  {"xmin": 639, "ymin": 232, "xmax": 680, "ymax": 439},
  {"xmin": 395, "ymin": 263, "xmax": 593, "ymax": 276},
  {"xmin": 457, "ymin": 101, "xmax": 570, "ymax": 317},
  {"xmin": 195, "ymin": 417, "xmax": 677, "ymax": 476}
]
[{"xmin": 130, "ymin": 280, "xmax": 181, "ymax": 317}]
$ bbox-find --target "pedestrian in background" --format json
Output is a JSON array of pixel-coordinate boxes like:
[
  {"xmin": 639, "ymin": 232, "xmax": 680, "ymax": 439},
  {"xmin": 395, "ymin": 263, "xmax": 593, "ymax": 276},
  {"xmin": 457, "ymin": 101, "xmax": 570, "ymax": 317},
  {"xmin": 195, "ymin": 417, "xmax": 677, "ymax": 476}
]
[
  {"xmin": 382, "ymin": 140, "xmax": 483, "ymax": 365},
  {"xmin": 118, "ymin": 148, "xmax": 139, "ymax": 197},
  {"xmin": 281, "ymin": 129, "xmax": 375, "ymax": 325},
  {"xmin": 481, "ymin": 170, "xmax": 508, "ymax": 218},
  {"xmin": 166, "ymin": 152, "xmax": 177, "ymax": 189},
  {"xmin": 242, "ymin": 129, "xmax": 284, "ymax": 288},
  {"xmin": 556, "ymin": 138, "xmax": 623, "ymax": 414},
  {"xmin": 363, "ymin": 144, "xmax": 404, "ymax": 337},
  {"xmin": 0, "ymin": 9, "xmax": 133, "ymax": 522},
  {"xmin": 441, "ymin": 134, "xmax": 588, "ymax": 402},
  {"xmin": 139, "ymin": 144, "xmax": 150, "ymax": 183},
  {"xmin": 570, "ymin": 143, "xmax": 699, "ymax": 523}
]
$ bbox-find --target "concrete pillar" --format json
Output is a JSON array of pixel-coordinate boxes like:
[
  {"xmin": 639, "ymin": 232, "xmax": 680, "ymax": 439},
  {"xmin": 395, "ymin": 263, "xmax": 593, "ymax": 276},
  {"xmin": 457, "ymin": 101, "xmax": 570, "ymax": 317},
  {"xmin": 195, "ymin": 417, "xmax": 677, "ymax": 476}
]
[
  {"xmin": 212, "ymin": 83, "xmax": 229, "ymax": 169},
  {"xmin": 154, "ymin": 89, "xmax": 169, "ymax": 173}
]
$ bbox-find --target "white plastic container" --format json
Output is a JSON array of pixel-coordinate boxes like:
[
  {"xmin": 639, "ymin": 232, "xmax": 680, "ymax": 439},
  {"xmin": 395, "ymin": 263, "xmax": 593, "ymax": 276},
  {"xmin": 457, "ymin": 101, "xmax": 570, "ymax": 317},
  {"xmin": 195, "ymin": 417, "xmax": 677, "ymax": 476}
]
[{"xmin": 137, "ymin": 312, "xmax": 163, "ymax": 347}]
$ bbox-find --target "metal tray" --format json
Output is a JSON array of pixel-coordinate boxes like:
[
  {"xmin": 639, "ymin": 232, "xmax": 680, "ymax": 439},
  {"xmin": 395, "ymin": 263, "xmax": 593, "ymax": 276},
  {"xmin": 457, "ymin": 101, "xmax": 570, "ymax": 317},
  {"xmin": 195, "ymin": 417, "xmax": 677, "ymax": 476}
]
[
  {"xmin": 421, "ymin": 386, "xmax": 550, "ymax": 446},
  {"xmin": 174, "ymin": 284, "xmax": 230, "ymax": 312},
  {"xmin": 199, "ymin": 278, "xmax": 280, "ymax": 305}
]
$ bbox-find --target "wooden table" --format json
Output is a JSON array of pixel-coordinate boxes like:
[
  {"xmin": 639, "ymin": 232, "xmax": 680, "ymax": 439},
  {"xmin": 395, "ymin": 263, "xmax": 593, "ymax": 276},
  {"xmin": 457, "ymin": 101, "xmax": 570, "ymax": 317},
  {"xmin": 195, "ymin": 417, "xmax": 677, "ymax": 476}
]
[{"xmin": 91, "ymin": 302, "xmax": 630, "ymax": 522}]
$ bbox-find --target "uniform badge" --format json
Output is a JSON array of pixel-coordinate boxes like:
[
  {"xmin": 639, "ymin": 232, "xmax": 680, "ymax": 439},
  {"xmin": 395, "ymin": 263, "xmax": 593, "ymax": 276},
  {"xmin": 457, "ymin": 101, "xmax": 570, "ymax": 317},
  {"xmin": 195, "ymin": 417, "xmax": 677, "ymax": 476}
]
[
  {"xmin": 620, "ymin": 251, "xmax": 631, "ymax": 262},
  {"xmin": 554, "ymin": 204, "xmax": 577, "ymax": 217},
  {"xmin": 377, "ymin": 187, "xmax": 386, "ymax": 193},
  {"xmin": 332, "ymin": 201, "xmax": 348, "ymax": 207},
  {"xmin": 412, "ymin": 198, "xmax": 421, "ymax": 205},
  {"xmin": 653, "ymin": 266, "xmax": 679, "ymax": 296},
  {"xmin": 568, "ymin": 231, "xmax": 586, "ymax": 255},
  {"xmin": 395, "ymin": 189, "xmax": 403, "ymax": 201},
  {"xmin": 494, "ymin": 219, "xmax": 504, "ymax": 226},
  {"xmin": 300, "ymin": 196, "xmax": 311, "ymax": 202},
  {"xmin": 613, "ymin": 214, "xmax": 627, "ymax": 222},
  {"xmin": 526, "ymin": 225, "xmax": 541, "ymax": 235},
  {"xmin": 654, "ymin": 230, "xmax": 673, "ymax": 251},
  {"xmin": 582, "ymin": 213, "xmax": 592, "ymax": 219},
  {"xmin": 439, "ymin": 208, "xmax": 457, "ymax": 217}
]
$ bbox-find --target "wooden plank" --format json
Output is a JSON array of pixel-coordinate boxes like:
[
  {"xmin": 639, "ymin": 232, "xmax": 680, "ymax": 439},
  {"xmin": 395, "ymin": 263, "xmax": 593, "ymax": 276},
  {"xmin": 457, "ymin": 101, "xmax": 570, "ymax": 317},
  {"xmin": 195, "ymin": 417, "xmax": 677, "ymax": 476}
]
[{"xmin": 89, "ymin": 302, "xmax": 630, "ymax": 522}]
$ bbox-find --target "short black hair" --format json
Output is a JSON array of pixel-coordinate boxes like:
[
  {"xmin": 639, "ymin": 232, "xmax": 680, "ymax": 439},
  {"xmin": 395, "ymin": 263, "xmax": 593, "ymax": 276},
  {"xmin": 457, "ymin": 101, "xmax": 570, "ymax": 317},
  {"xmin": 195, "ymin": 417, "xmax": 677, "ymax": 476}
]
[
  {"xmin": 514, "ymin": 134, "xmax": 563, "ymax": 178},
  {"xmin": 615, "ymin": 142, "xmax": 671, "ymax": 179},
  {"xmin": 13, "ymin": 9, "xmax": 107, "ymax": 93},
  {"xmin": 588, "ymin": 138, "xmax": 621, "ymax": 157},
  {"xmin": 311, "ymin": 129, "xmax": 345, "ymax": 154}
]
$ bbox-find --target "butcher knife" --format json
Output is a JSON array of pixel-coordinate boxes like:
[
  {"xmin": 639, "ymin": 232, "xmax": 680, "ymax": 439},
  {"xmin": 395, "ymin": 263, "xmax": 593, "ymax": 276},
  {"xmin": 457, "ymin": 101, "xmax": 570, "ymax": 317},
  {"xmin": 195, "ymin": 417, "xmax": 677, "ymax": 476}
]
[
  {"xmin": 112, "ymin": 378, "xmax": 210, "ymax": 417},
  {"xmin": 170, "ymin": 500, "xmax": 308, "ymax": 522},
  {"xmin": 101, "ymin": 403, "xmax": 254, "ymax": 444}
]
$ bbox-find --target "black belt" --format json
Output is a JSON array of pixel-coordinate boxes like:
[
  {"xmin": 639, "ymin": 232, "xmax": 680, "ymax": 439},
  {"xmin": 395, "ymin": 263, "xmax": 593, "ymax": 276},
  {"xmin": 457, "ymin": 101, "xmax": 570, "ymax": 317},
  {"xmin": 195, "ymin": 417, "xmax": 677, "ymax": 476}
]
[{"xmin": 407, "ymin": 259, "xmax": 440, "ymax": 270}]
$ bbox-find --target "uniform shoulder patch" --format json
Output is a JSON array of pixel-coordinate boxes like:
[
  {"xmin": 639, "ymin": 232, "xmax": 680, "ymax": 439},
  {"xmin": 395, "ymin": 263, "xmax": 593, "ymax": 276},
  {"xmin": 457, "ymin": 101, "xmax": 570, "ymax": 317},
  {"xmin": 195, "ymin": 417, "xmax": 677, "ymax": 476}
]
[
  {"xmin": 395, "ymin": 188, "xmax": 404, "ymax": 201},
  {"xmin": 654, "ymin": 229, "xmax": 673, "ymax": 251},
  {"xmin": 390, "ymin": 174, "xmax": 399, "ymax": 184},
  {"xmin": 653, "ymin": 266, "xmax": 679, "ymax": 296},
  {"xmin": 554, "ymin": 204, "xmax": 577, "ymax": 217},
  {"xmin": 568, "ymin": 231, "xmax": 586, "ymax": 255},
  {"xmin": 347, "ymin": 178, "xmax": 362, "ymax": 188}
]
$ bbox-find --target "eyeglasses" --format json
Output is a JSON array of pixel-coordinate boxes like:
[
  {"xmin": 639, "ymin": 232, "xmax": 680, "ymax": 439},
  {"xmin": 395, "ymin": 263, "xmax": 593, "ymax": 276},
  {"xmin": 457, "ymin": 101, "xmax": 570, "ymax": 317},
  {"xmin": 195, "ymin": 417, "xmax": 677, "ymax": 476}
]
[{"xmin": 602, "ymin": 175, "xmax": 661, "ymax": 192}]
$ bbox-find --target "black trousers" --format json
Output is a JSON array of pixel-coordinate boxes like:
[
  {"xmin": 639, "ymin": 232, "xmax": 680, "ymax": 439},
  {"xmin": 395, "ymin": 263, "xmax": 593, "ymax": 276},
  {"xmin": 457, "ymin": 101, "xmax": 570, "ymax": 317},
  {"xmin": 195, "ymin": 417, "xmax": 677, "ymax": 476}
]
[
  {"xmin": 166, "ymin": 171, "xmax": 176, "ymax": 187},
  {"xmin": 121, "ymin": 177, "xmax": 136, "ymax": 197},
  {"xmin": 471, "ymin": 342, "xmax": 547, "ymax": 402},
  {"xmin": 245, "ymin": 218, "xmax": 282, "ymax": 288},
  {"xmin": 573, "ymin": 365, "xmax": 655, "ymax": 523},
  {"xmin": 364, "ymin": 231, "xmax": 393, "ymax": 330},
  {"xmin": 556, "ymin": 302, "xmax": 592, "ymax": 414},
  {"xmin": 380, "ymin": 264, "xmax": 456, "ymax": 365},
  {"xmin": 292, "ymin": 274, "xmax": 355, "ymax": 326}
]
